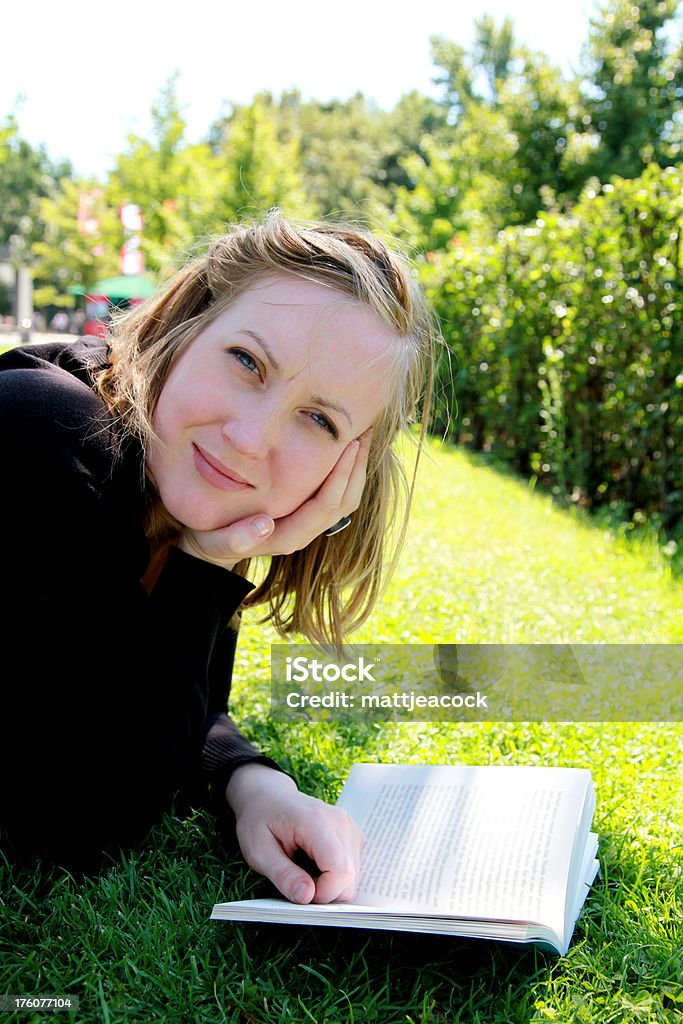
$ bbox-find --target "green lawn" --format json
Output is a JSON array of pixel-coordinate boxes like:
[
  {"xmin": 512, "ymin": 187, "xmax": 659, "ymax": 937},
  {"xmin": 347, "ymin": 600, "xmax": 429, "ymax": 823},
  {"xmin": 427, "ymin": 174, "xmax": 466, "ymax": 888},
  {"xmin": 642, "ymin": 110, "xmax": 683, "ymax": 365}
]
[{"xmin": 2, "ymin": 441, "xmax": 681, "ymax": 1023}]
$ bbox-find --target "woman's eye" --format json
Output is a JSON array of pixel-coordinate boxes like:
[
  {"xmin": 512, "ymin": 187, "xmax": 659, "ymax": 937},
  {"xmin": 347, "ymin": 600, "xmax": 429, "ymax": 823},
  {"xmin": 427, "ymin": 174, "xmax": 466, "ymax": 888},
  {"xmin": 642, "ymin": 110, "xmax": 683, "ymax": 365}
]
[
  {"xmin": 309, "ymin": 411, "xmax": 338, "ymax": 438},
  {"xmin": 229, "ymin": 348, "xmax": 259, "ymax": 375}
]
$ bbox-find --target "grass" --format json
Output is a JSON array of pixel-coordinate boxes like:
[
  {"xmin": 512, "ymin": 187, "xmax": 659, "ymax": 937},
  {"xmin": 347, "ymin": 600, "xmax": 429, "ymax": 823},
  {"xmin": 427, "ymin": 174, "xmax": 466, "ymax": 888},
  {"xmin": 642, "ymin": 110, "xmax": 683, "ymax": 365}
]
[{"xmin": 2, "ymin": 440, "xmax": 682, "ymax": 1023}]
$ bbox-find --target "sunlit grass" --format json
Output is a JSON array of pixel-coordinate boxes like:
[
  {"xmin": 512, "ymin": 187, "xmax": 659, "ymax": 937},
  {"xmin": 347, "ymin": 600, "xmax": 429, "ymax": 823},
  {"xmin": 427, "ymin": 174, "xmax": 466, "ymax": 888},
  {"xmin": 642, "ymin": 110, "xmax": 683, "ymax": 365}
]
[
  {"xmin": 2, "ymin": 439, "xmax": 681, "ymax": 1023},
  {"xmin": 359, "ymin": 438, "xmax": 683, "ymax": 644}
]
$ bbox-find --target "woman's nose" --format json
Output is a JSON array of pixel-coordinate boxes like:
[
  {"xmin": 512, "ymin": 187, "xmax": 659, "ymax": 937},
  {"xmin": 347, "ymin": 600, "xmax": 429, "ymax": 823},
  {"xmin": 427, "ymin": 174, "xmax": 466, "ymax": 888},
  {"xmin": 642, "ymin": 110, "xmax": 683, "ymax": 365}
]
[{"xmin": 221, "ymin": 408, "xmax": 276, "ymax": 460}]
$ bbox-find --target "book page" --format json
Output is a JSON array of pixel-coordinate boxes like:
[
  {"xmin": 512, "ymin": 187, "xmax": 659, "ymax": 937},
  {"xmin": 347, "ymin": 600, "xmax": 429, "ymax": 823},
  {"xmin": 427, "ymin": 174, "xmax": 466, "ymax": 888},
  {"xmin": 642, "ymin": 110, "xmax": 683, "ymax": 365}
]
[
  {"xmin": 569, "ymin": 831, "xmax": 599, "ymax": 924},
  {"xmin": 337, "ymin": 764, "xmax": 592, "ymax": 927}
]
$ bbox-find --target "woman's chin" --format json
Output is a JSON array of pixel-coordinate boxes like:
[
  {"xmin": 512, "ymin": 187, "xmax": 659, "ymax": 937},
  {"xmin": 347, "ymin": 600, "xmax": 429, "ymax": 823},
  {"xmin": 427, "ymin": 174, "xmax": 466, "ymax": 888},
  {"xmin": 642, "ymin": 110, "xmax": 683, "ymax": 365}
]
[
  {"xmin": 181, "ymin": 508, "xmax": 272, "ymax": 533},
  {"xmin": 172, "ymin": 496, "xmax": 299, "ymax": 533}
]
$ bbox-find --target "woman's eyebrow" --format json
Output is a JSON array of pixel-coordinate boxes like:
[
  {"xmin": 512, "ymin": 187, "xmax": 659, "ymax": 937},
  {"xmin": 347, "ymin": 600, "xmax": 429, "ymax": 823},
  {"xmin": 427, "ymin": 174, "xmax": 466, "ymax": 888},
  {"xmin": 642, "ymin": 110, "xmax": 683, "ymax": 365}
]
[
  {"xmin": 237, "ymin": 329, "xmax": 282, "ymax": 370},
  {"xmin": 310, "ymin": 395, "xmax": 353, "ymax": 429},
  {"xmin": 237, "ymin": 328, "xmax": 353, "ymax": 429}
]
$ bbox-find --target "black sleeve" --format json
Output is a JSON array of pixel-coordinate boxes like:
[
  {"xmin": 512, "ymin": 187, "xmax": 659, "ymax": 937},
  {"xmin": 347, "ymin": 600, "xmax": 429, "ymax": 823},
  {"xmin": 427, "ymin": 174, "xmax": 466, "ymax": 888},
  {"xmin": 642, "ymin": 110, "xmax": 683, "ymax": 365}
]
[
  {"xmin": 0, "ymin": 357, "xmax": 279, "ymax": 866},
  {"xmin": 157, "ymin": 550, "xmax": 285, "ymax": 816}
]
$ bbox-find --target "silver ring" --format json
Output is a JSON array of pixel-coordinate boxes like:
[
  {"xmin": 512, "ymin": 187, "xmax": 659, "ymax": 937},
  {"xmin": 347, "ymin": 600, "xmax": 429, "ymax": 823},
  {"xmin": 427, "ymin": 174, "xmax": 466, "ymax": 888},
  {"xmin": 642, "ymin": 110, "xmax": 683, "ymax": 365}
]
[{"xmin": 324, "ymin": 515, "xmax": 352, "ymax": 537}]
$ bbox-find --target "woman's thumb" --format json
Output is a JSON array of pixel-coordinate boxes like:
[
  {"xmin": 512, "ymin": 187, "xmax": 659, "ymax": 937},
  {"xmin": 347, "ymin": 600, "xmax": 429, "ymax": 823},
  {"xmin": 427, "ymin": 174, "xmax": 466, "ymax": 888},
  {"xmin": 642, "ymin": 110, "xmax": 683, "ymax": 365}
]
[{"xmin": 228, "ymin": 515, "xmax": 274, "ymax": 554}]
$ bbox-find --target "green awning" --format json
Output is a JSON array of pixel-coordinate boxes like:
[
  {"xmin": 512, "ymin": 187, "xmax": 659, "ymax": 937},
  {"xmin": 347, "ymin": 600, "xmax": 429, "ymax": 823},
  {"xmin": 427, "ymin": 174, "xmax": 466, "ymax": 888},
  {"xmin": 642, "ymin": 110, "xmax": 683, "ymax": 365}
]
[{"xmin": 70, "ymin": 274, "xmax": 157, "ymax": 299}]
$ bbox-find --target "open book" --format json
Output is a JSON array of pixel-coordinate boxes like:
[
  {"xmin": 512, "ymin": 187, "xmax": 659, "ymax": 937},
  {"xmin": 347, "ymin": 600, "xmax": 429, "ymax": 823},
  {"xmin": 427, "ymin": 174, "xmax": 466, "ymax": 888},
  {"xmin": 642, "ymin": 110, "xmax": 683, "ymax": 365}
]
[{"xmin": 211, "ymin": 763, "xmax": 599, "ymax": 955}]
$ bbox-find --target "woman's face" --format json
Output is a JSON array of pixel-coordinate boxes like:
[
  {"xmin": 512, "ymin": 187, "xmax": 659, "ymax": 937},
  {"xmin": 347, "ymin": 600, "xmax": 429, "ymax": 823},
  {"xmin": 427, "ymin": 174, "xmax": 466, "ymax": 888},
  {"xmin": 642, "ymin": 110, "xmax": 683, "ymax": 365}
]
[{"xmin": 148, "ymin": 274, "xmax": 398, "ymax": 531}]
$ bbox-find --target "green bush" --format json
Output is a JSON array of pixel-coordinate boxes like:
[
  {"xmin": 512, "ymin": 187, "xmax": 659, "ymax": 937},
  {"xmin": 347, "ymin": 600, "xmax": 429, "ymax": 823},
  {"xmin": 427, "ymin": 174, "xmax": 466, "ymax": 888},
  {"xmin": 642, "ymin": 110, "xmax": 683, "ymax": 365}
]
[{"xmin": 424, "ymin": 164, "xmax": 682, "ymax": 546}]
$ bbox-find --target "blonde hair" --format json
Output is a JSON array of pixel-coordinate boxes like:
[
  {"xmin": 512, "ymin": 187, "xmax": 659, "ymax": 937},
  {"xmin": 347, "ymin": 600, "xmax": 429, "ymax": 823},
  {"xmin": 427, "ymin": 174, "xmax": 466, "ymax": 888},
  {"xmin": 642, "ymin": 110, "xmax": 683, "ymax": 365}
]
[{"xmin": 97, "ymin": 211, "xmax": 438, "ymax": 645}]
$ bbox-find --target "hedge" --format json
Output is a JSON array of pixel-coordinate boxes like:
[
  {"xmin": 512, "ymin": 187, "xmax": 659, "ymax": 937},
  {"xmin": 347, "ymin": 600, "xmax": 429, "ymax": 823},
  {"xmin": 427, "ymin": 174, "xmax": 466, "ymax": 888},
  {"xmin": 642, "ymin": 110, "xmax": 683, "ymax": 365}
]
[{"xmin": 423, "ymin": 164, "xmax": 682, "ymax": 543}]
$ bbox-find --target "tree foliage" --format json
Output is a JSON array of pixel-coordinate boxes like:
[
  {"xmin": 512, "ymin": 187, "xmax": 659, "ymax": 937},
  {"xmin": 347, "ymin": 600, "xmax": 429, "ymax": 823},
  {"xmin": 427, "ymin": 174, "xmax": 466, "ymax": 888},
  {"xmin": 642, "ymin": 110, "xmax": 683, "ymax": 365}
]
[
  {"xmin": 0, "ymin": 113, "xmax": 70, "ymax": 263},
  {"xmin": 107, "ymin": 75, "xmax": 229, "ymax": 273},
  {"xmin": 2, "ymin": 0, "xmax": 680, "ymax": 546},
  {"xmin": 581, "ymin": 0, "xmax": 683, "ymax": 179},
  {"xmin": 388, "ymin": 22, "xmax": 587, "ymax": 251},
  {"xmin": 210, "ymin": 93, "xmax": 313, "ymax": 223},
  {"xmin": 31, "ymin": 178, "xmax": 121, "ymax": 307},
  {"xmin": 14, "ymin": 0, "xmax": 681, "ymax": 287},
  {"xmin": 422, "ymin": 164, "xmax": 682, "ymax": 536}
]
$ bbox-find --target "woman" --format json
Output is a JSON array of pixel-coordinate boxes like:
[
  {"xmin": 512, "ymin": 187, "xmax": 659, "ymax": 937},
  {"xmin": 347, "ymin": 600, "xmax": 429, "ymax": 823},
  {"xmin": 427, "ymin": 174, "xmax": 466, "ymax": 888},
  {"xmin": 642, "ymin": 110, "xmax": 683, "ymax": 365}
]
[{"xmin": 0, "ymin": 213, "xmax": 436, "ymax": 903}]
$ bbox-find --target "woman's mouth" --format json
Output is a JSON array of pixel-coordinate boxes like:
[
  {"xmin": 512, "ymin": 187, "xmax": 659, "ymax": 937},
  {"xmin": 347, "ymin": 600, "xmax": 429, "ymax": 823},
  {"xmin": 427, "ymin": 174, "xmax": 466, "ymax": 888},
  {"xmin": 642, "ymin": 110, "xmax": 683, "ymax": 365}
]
[{"xmin": 192, "ymin": 444, "xmax": 255, "ymax": 492}]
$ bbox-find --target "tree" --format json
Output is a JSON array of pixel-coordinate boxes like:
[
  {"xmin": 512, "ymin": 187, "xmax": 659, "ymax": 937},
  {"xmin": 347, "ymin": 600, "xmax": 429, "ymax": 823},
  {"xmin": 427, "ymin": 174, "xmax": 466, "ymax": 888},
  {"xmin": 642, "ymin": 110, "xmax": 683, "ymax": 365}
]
[
  {"xmin": 0, "ymin": 113, "xmax": 71, "ymax": 264},
  {"xmin": 209, "ymin": 90, "xmax": 443, "ymax": 223},
  {"xmin": 31, "ymin": 177, "xmax": 121, "ymax": 308},
  {"xmin": 393, "ymin": 20, "xmax": 581, "ymax": 246},
  {"xmin": 107, "ymin": 74, "xmax": 229, "ymax": 273},
  {"xmin": 429, "ymin": 35, "xmax": 477, "ymax": 118},
  {"xmin": 473, "ymin": 15, "xmax": 516, "ymax": 99},
  {"xmin": 498, "ymin": 49, "xmax": 585, "ymax": 220},
  {"xmin": 580, "ymin": 0, "xmax": 683, "ymax": 179},
  {"xmin": 285, "ymin": 92, "xmax": 393, "ymax": 218},
  {"xmin": 210, "ymin": 93, "xmax": 313, "ymax": 222},
  {"xmin": 381, "ymin": 91, "xmax": 447, "ymax": 193},
  {"xmin": 389, "ymin": 113, "xmax": 518, "ymax": 252}
]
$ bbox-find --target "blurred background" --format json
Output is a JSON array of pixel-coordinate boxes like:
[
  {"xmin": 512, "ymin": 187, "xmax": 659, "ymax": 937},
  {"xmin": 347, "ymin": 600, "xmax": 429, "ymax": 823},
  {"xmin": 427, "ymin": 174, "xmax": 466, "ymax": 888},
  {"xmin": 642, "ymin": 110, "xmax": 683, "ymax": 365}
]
[{"xmin": 1, "ymin": 0, "xmax": 681, "ymax": 561}]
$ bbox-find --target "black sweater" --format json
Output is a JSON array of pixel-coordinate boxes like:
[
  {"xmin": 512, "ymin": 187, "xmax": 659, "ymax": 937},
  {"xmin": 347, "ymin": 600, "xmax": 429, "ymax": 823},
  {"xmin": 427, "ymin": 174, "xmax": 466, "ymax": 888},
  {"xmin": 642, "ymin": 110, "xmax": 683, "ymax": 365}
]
[{"xmin": 0, "ymin": 338, "xmax": 279, "ymax": 868}]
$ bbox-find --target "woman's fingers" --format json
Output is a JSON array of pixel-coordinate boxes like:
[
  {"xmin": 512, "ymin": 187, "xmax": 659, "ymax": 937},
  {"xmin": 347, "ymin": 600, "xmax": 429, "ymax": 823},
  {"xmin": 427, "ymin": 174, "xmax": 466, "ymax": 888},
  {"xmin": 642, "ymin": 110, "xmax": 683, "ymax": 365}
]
[
  {"xmin": 218, "ymin": 514, "xmax": 275, "ymax": 557},
  {"xmin": 263, "ymin": 430, "xmax": 373, "ymax": 551},
  {"xmin": 241, "ymin": 827, "xmax": 318, "ymax": 905},
  {"xmin": 229, "ymin": 768, "xmax": 364, "ymax": 906},
  {"xmin": 314, "ymin": 438, "xmax": 361, "ymax": 509},
  {"xmin": 337, "ymin": 427, "xmax": 373, "ymax": 512},
  {"xmin": 242, "ymin": 816, "xmax": 360, "ymax": 905},
  {"xmin": 178, "ymin": 514, "xmax": 274, "ymax": 566},
  {"xmin": 315, "ymin": 428, "xmax": 373, "ymax": 516},
  {"xmin": 309, "ymin": 813, "xmax": 364, "ymax": 904},
  {"xmin": 179, "ymin": 429, "xmax": 374, "ymax": 565}
]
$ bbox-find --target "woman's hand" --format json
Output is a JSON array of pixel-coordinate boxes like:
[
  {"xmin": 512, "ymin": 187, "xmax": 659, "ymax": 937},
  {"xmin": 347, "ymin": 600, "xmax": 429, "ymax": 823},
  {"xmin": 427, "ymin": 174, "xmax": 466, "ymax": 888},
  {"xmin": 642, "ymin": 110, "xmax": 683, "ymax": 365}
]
[
  {"xmin": 177, "ymin": 430, "xmax": 372, "ymax": 570},
  {"xmin": 226, "ymin": 763, "xmax": 364, "ymax": 904}
]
